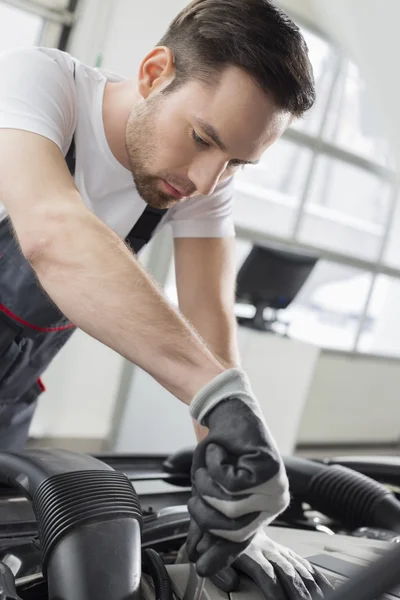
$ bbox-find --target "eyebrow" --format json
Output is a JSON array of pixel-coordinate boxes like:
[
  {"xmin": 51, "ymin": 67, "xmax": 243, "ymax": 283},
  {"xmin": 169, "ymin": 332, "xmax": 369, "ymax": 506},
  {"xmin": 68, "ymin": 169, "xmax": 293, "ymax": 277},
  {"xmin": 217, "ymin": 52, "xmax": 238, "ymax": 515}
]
[{"xmin": 192, "ymin": 116, "xmax": 260, "ymax": 166}]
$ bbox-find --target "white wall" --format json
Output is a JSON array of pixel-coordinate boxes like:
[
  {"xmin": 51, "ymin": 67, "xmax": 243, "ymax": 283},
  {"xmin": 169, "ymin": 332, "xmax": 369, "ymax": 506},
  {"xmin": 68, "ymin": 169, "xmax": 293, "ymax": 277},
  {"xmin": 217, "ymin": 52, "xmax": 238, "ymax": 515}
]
[
  {"xmin": 30, "ymin": 330, "xmax": 124, "ymax": 439},
  {"xmin": 298, "ymin": 351, "xmax": 400, "ymax": 445},
  {"xmin": 67, "ymin": 0, "xmax": 114, "ymax": 66},
  {"xmin": 312, "ymin": 0, "xmax": 400, "ymax": 174},
  {"xmin": 278, "ymin": 0, "xmax": 321, "ymax": 28},
  {"xmin": 114, "ymin": 328, "xmax": 319, "ymax": 455},
  {"xmin": 69, "ymin": 0, "xmax": 189, "ymax": 71},
  {"xmin": 96, "ymin": 0, "xmax": 189, "ymax": 75}
]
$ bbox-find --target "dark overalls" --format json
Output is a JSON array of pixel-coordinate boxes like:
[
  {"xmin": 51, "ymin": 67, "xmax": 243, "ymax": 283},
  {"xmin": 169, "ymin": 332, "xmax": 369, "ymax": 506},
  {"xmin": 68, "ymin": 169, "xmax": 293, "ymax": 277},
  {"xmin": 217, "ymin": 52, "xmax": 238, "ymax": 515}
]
[{"xmin": 0, "ymin": 136, "xmax": 167, "ymax": 450}]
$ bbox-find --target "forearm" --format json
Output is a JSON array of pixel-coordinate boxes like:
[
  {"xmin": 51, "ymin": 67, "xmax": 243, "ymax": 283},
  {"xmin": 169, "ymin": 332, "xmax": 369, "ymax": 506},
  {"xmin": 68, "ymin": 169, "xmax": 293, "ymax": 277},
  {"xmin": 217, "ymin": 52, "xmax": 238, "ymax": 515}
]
[
  {"xmin": 29, "ymin": 207, "xmax": 224, "ymax": 404},
  {"xmin": 181, "ymin": 304, "xmax": 241, "ymax": 369},
  {"xmin": 181, "ymin": 303, "xmax": 241, "ymax": 441}
]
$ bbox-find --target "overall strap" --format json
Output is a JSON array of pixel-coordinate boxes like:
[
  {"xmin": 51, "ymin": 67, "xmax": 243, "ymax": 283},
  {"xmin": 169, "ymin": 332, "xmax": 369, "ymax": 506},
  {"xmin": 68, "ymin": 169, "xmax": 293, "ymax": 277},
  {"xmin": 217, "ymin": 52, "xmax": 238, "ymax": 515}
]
[
  {"xmin": 65, "ymin": 62, "xmax": 77, "ymax": 177},
  {"xmin": 126, "ymin": 206, "xmax": 167, "ymax": 253},
  {"xmin": 64, "ymin": 137, "xmax": 167, "ymax": 253},
  {"xmin": 65, "ymin": 135, "xmax": 76, "ymax": 175},
  {"xmin": 64, "ymin": 60, "xmax": 167, "ymax": 253}
]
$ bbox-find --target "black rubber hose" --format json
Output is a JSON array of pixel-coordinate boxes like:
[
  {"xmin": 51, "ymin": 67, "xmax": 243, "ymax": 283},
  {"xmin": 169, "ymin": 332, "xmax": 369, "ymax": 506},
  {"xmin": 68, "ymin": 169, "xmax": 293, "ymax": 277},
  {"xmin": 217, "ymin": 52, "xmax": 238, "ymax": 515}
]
[
  {"xmin": 142, "ymin": 548, "xmax": 174, "ymax": 600},
  {"xmin": 0, "ymin": 449, "xmax": 143, "ymax": 600},
  {"xmin": 285, "ymin": 457, "xmax": 400, "ymax": 533}
]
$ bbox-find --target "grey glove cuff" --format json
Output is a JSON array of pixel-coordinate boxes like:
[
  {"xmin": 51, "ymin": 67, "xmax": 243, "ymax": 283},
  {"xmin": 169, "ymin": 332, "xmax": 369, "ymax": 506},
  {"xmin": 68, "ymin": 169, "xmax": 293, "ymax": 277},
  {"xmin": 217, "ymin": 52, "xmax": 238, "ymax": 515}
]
[{"xmin": 189, "ymin": 368, "xmax": 263, "ymax": 427}]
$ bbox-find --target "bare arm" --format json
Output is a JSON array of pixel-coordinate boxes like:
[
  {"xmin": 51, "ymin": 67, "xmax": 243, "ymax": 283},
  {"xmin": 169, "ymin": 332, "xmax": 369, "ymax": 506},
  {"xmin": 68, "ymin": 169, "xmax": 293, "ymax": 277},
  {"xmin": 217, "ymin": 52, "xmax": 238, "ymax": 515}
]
[
  {"xmin": 174, "ymin": 236, "xmax": 241, "ymax": 440},
  {"xmin": 0, "ymin": 130, "xmax": 224, "ymax": 404}
]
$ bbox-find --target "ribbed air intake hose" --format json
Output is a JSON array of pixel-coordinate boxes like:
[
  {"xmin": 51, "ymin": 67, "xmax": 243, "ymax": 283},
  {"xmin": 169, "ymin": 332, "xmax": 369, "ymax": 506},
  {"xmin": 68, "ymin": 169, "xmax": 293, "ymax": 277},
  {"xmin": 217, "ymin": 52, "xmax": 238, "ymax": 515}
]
[
  {"xmin": 0, "ymin": 448, "xmax": 142, "ymax": 600},
  {"xmin": 285, "ymin": 457, "xmax": 400, "ymax": 533}
]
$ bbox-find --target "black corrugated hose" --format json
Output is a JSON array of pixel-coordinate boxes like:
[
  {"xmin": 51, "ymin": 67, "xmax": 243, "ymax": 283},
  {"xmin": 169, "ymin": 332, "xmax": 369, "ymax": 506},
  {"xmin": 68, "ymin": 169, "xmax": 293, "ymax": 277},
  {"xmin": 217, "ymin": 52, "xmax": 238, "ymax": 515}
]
[
  {"xmin": 284, "ymin": 457, "xmax": 400, "ymax": 533},
  {"xmin": 142, "ymin": 548, "xmax": 174, "ymax": 600}
]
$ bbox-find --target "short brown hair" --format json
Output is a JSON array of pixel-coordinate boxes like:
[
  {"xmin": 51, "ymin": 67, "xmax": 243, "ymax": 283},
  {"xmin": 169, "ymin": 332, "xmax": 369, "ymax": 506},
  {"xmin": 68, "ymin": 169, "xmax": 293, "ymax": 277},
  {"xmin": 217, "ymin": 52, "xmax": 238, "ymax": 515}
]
[{"xmin": 158, "ymin": 0, "xmax": 315, "ymax": 117}]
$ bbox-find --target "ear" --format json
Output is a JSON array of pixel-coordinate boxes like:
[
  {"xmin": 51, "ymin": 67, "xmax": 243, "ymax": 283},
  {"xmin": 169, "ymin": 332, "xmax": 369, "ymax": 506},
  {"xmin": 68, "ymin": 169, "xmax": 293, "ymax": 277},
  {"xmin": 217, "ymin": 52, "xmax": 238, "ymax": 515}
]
[{"xmin": 138, "ymin": 47, "xmax": 176, "ymax": 98}]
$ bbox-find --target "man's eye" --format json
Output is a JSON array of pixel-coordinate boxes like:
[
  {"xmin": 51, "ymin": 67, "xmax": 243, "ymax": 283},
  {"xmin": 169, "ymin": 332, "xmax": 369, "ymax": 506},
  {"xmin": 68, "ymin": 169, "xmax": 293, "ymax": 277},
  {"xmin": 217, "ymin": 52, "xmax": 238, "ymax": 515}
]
[{"xmin": 192, "ymin": 130, "xmax": 210, "ymax": 148}]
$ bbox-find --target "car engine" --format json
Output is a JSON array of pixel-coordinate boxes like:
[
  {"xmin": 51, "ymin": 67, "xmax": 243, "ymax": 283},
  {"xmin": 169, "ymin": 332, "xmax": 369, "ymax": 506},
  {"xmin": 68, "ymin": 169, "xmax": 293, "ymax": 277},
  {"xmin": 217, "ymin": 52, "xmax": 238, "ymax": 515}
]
[{"xmin": 1, "ymin": 449, "xmax": 400, "ymax": 600}]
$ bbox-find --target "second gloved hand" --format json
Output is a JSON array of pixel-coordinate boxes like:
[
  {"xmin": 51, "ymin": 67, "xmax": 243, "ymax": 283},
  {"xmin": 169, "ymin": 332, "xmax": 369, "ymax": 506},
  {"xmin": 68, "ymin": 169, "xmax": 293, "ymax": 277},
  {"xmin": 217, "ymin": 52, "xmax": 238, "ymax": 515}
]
[
  {"xmin": 187, "ymin": 368, "xmax": 290, "ymax": 576},
  {"xmin": 211, "ymin": 529, "xmax": 333, "ymax": 600}
]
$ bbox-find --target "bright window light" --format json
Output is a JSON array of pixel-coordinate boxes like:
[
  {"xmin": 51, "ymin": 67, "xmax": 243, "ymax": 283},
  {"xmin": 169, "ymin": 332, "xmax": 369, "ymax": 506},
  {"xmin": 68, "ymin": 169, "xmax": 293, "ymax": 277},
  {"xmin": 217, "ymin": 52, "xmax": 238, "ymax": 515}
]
[{"xmin": 0, "ymin": 1, "xmax": 44, "ymax": 52}]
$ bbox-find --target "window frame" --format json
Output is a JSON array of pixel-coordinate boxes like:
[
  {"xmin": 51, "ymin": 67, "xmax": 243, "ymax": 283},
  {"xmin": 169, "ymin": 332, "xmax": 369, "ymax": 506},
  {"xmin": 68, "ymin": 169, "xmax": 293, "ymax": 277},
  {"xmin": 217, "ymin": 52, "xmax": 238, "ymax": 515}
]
[
  {"xmin": 235, "ymin": 10, "xmax": 400, "ymax": 355},
  {"xmin": 0, "ymin": 0, "xmax": 79, "ymax": 49}
]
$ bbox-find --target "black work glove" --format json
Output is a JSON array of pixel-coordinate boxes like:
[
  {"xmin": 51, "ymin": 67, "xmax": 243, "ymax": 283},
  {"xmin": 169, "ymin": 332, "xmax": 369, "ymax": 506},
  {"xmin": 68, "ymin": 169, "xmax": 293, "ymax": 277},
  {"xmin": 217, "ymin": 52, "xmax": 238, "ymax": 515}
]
[
  {"xmin": 187, "ymin": 368, "xmax": 290, "ymax": 576},
  {"xmin": 0, "ymin": 562, "xmax": 21, "ymax": 600},
  {"xmin": 211, "ymin": 530, "xmax": 333, "ymax": 600}
]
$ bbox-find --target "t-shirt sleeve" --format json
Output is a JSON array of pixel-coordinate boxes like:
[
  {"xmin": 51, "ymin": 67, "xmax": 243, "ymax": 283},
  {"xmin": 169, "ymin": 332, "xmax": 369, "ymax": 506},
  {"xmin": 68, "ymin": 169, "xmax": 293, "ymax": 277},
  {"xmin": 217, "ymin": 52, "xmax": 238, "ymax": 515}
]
[
  {"xmin": 0, "ymin": 47, "xmax": 76, "ymax": 153},
  {"xmin": 166, "ymin": 176, "xmax": 235, "ymax": 238}
]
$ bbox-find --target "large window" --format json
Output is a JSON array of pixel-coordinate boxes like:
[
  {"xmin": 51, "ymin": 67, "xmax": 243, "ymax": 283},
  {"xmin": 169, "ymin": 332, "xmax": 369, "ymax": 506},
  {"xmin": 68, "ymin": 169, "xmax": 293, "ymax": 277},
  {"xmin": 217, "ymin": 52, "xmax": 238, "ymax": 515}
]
[
  {"xmin": 0, "ymin": 3, "xmax": 43, "ymax": 51},
  {"xmin": 234, "ymin": 22, "xmax": 399, "ymax": 357},
  {"xmin": 0, "ymin": 0, "xmax": 79, "ymax": 52}
]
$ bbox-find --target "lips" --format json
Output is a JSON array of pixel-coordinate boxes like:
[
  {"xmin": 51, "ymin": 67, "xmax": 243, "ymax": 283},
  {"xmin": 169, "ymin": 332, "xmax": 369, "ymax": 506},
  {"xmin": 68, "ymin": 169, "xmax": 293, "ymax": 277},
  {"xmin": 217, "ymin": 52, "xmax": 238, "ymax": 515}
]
[{"xmin": 162, "ymin": 179, "xmax": 192, "ymax": 199}]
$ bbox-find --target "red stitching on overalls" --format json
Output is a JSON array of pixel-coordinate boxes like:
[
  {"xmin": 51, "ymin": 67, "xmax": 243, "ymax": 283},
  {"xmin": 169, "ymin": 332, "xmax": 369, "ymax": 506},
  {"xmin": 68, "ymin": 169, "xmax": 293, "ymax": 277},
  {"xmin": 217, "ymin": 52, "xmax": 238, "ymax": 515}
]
[{"xmin": 0, "ymin": 304, "xmax": 75, "ymax": 332}]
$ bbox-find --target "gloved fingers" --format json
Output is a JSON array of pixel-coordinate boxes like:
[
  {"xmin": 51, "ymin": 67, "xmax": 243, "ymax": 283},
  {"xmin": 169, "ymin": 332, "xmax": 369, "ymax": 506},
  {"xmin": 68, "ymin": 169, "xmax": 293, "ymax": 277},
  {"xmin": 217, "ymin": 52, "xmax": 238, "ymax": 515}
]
[
  {"xmin": 283, "ymin": 547, "xmax": 313, "ymax": 570},
  {"xmin": 261, "ymin": 544, "xmax": 329, "ymax": 599},
  {"xmin": 194, "ymin": 534, "xmax": 249, "ymax": 577},
  {"xmin": 195, "ymin": 531, "xmax": 217, "ymax": 556},
  {"xmin": 187, "ymin": 520, "xmax": 248, "ymax": 574},
  {"xmin": 236, "ymin": 548, "xmax": 276, "ymax": 579},
  {"xmin": 266, "ymin": 553, "xmax": 298, "ymax": 580},
  {"xmin": 210, "ymin": 566, "xmax": 240, "ymax": 593},
  {"xmin": 299, "ymin": 573, "xmax": 325, "ymax": 600},
  {"xmin": 308, "ymin": 568, "xmax": 334, "ymax": 596},
  {"xmin": 191, "ymin": 438, "xmax": 208, "ymax": 474},
  {"xmin": 274, "ymin": 562, "xmax": 313, "ymax": 600},
  {"xmin": 175, "ymin": 542, "xmax": 189, "ymax": 565},
  {"xmin": 284, "ymin": 548, "xmax": 333, "ymax": 596},
  {"xmin": 186, "ymin": 520, "xmax": 203, "ymax": 564},
  {"xmin": 279, "ymin": 547, "xmax": 316, "ymax": 581},
  {"xmin": 233, "ymin": 554, "xmax": 288, "ymax": 600},
  {"xmin": 193, "ymin": 467, "xmax": 284, "ymax": 518},
  {"xmin": 234, "ymin": 548, "xmax": 324, "ymax": 600},
  {"xmin": 203, "ymin": 440, "xmax": 282, "ymax": 493},
  {"xmin": 188, "ymin": 493, "xmax": 260, "ymax": 541}
]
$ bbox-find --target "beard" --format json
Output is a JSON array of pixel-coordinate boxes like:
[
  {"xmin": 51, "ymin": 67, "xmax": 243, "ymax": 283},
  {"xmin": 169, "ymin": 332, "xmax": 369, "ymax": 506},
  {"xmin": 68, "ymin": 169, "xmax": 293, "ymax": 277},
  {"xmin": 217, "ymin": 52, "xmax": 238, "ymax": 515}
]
[{"xmin": 125, "ymin": 98, "xmax": 194, "ymax": 209}]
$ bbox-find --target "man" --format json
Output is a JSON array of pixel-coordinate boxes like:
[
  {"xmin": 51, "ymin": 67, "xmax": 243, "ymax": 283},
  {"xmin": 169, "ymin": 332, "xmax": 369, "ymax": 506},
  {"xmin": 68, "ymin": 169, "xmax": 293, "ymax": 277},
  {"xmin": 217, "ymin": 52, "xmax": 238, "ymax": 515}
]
[{"xmin": 0, "ymin": 0, "xmax": 324, "ymax": 593}]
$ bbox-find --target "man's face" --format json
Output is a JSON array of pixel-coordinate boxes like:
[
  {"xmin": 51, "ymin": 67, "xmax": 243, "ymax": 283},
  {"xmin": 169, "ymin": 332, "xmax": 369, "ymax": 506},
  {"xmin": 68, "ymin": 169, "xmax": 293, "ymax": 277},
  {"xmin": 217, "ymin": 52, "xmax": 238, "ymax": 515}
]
[{"xmin": 125, "ymin": 66, "xmax": 292, "ymax": 209}]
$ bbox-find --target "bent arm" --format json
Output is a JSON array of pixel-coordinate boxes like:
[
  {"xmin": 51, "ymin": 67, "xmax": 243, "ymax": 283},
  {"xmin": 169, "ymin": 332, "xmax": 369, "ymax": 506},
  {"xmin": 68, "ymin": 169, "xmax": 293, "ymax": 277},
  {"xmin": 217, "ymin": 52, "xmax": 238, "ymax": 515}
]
[{"xmin": 0, "ymin": 130, "xmax": 224, "ymax": 404}]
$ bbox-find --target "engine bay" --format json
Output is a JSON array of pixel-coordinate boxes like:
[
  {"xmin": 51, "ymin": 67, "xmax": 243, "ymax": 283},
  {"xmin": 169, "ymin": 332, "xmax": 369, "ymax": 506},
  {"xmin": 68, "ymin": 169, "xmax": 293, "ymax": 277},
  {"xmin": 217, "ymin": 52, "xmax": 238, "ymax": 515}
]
[{"xmin": 0, "ymin": 450, "xmax": 400, "ymax": 600}]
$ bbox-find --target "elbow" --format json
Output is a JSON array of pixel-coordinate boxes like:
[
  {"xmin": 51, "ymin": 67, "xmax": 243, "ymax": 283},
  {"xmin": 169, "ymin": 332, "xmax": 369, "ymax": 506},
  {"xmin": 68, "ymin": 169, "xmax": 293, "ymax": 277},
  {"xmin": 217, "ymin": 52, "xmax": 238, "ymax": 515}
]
[
  {"xmin": 18, "ymin": 223, "xmax": 55, "ymax": 266},
  {"xmin": 16, "ymin": 200, "xmax": 85, "ymax": 265},
  {"xmin": 20, "ymin": 235, "xmax": 51, "ymax": 266},
  {"xmin": 16, "ymin": 208, "xmax": 70, "ymax": 267}
]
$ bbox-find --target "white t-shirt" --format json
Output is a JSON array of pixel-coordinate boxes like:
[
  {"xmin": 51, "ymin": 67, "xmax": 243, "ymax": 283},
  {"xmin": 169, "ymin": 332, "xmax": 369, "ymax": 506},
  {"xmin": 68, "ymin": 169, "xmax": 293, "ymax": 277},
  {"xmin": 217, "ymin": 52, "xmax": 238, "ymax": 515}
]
[{"xmin": 0, "ymin": 47, "xmax": 235, "ymax": 240}]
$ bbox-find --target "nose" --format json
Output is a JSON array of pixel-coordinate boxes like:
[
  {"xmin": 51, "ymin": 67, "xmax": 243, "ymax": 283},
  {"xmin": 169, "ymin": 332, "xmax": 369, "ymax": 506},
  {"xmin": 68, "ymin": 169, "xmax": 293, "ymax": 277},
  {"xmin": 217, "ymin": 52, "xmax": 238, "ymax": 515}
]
[{"xmin": 188, "ymin": 156, "xmax": 227, "ymax": 196}]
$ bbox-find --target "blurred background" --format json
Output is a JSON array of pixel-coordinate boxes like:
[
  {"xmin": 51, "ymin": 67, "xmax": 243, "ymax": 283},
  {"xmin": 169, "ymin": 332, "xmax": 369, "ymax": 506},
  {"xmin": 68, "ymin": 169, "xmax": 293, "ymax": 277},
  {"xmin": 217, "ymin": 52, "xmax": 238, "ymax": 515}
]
[{"xmin": 3, "ymin": 0, "xmax": 400, "ymax": 457}]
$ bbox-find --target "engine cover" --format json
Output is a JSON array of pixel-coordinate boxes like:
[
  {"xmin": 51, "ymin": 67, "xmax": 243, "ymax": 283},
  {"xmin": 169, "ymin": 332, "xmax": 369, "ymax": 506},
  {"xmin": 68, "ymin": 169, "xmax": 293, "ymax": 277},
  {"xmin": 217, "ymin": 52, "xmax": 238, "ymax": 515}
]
[{"xmin": 140, "ymin": 526, "xmax": 398, "ymax": 600}]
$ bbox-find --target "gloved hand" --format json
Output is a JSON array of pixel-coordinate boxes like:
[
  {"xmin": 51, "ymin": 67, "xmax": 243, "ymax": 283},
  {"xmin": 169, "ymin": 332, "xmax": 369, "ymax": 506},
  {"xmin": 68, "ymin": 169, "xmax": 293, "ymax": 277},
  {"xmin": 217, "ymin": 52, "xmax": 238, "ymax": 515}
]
[
  {"xmin": 211, "ymin": 529, "xmax": 333, "ymax": 600},
  {"xmin": 187, "ymin": 368, "xmax": 290, "ymax": 576}
]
